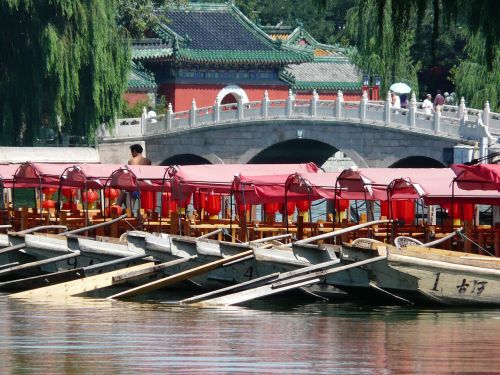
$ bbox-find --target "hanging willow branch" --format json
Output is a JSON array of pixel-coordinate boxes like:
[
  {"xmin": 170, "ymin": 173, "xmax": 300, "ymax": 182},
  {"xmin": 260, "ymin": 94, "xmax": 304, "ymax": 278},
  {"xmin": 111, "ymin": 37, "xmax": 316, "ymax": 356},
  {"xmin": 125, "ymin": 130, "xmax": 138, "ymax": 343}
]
[{"xmin": 0, "ymin": 0, "xmax": 130, "ymax": 146}]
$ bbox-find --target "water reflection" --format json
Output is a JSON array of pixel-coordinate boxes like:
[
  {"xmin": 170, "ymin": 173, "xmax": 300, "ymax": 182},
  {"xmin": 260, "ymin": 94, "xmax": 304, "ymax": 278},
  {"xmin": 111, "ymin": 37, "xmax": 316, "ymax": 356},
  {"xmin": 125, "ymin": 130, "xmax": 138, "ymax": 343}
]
[{"xmin": 0, "ymin": 295, "xmax": 499, "ymax": 374}]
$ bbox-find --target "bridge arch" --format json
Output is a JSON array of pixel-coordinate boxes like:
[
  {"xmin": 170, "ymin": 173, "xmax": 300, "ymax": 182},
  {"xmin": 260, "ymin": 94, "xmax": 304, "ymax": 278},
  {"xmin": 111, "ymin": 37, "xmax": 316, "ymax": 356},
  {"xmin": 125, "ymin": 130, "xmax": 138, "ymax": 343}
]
[
  {"xmin": 389, "ymin": 156, "xmax": 445, "ymax": 168},
  {"xmin": 216, "ymin": 85, "xmax": 249, "ymax": 104},
  {"xmin": 161, "ymin": 153, "xmax": 211, "ymax": 166},
  {"xmin": 247, "ymin": 138, "xmax": 360, "ymax": 171}
]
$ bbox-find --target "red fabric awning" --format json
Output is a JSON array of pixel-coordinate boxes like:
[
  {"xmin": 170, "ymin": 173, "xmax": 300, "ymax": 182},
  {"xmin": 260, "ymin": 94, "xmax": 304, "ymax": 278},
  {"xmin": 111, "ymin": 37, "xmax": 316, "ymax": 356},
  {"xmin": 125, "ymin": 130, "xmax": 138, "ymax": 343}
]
[
  {"xmin": 60, "ymin": 164, "xmax": 122, "ymax": 189},
  {"xmin": 451, "ymin": 164, "xmax": 500, "ymax": 191},
  {"xmin": 285, "ymin": 172, "xmax": 340, "ymax": 200},
  {"xmin": 0, "ymin": 164, "xmax": 21, "ymax": 188},
  {"xmin": 169, "ymin": 163, "xmax": 319, "ymax": 201},
  {"xmin": 13, "ymin": 163, "xmax": 74, "ymax": 188},
  {"xmin": 107, "ymin": 165, "xmax": 169, "ymax": 191},
  {"xmin": 387, "ymin": 168, "xmax": 500, "ymax": 204},
  {"xmin": 232, "ymin": 172, "xmax": 330, "ymax": 204}
]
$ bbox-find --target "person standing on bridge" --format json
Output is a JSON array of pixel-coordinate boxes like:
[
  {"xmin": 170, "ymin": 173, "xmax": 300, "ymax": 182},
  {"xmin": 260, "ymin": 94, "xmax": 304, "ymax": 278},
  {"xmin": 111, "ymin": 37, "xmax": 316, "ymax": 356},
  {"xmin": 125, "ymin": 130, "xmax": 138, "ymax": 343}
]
[
  {"xmin": 434, "ymin": 90, "xmax": 445, "ymax": 108},
  {"xmin": 422, "ymin": 94, "xmax": 433, "ymax": 117}
]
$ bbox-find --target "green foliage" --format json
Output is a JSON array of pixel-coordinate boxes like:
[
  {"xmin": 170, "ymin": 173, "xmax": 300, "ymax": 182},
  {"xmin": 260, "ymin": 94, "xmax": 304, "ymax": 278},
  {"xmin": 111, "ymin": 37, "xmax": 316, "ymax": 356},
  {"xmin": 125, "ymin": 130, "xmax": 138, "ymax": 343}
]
[
  {"xmin": 120, "ymin": 99, "xmax": 148, "ymax": 118},
  {"xmin": 0, "ymin": 0, "xmax": 130, "ymax": 146},
  {"xmin": 198, "ymin": 0, "xmax": 355, "ymax": 44},
  {"xmin": 118, "ymin": 0, "xmax": 187, "ymax": 38},
  {"xmin": 346, "ymin": 0, "xmax": 419, "ymax": 95},
  {"xmin": 452, "ymin": 34, "xmax": 500, "ymax": 111}
]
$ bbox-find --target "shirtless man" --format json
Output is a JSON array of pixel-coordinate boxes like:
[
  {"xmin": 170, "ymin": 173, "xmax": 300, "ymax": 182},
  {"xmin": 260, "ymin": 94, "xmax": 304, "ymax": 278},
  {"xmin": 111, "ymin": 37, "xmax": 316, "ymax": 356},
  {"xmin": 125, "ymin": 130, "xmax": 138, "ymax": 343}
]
[
  {"xmin": 116, "ymin": 144, "xmax": 151, "ymax": 207},
  {"xmin": 128, "ymin": 144, "xmax": 151, "ymax": 165}
]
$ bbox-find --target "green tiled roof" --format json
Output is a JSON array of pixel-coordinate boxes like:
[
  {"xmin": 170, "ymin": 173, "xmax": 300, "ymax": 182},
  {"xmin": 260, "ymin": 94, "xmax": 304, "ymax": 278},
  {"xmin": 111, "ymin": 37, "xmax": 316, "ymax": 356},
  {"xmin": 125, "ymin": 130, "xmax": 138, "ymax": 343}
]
[
  {"xmin": 176, "ymin": 49, "xmax": 311, "ymax": 65},
  {"xmin": 132, "ymin": 46, "xmax": 173, "ymax": 61},
  {"xmin": 293, "ymin": 81, "xmax": 362, "ymax": 90},
  {"xmin": 149, "ymin": 3, "xmax": 312, "ymax": 66},
  {"xmin": 128, "ymin": 62, "xmax": 157, "ymax": 91}
]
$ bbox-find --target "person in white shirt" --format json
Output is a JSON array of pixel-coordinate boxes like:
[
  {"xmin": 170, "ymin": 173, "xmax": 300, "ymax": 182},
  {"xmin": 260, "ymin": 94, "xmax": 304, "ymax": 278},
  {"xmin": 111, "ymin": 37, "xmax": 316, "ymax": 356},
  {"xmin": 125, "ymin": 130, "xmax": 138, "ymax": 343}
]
[
  {"xmin": 422, "ymin": 94, "xmax": 433, "ymax": 116},
  {"xmin": 146, "ymin": 106, "xmax": 157, "ymax": 123},
  {"xmin": 391, "ymin": 92, "xmax": 401, "ymax": 109}
]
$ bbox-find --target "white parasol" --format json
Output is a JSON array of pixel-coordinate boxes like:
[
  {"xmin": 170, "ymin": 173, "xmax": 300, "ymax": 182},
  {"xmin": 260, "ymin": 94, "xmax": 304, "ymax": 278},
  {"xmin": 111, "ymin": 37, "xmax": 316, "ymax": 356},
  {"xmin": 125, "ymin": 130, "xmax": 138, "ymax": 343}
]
[{"xmin": 389, "ymin": 82, "xmax": 411, "ymax": 94}]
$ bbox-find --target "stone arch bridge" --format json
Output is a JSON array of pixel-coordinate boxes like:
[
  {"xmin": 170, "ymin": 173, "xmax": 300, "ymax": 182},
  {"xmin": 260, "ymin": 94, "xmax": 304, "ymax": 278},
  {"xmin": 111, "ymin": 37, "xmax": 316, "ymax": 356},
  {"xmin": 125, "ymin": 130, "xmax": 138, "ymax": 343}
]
[{"xmin": 98, "ymin": 92, "xmax": 500, "ymax": 168}]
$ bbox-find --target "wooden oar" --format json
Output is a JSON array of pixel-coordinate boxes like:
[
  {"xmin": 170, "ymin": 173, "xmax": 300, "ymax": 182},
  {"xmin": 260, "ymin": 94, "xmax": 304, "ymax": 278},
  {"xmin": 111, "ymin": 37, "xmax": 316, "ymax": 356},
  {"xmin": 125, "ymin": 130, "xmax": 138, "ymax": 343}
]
[
  {"xmin": 10, "ymin": 262, "xmax": 155, "ymax": 298},
  {"xmin": 61, "ymin": 214, "xmax": 127, "ymax": 236},
  {"xmin": 0, "ymin": 251, "xmax": 80, "ymax": 277},
  {"xmin": 193, "ymin": 254, "xmax": 387, "ymax": 307},
  {"xmin": 108, "ymin": 249, "xmax": 254, "ymax": 299},
  {"xmin": 111, "ymin": 256, "xmax": 197, "ymax": 283},
  {"xmin": 0, "ymin": 243, "xmax": 27, "ymax": 255},
  {"xmin": 290, "ymin": 219, "xmax": 391, "ymax": 246}
]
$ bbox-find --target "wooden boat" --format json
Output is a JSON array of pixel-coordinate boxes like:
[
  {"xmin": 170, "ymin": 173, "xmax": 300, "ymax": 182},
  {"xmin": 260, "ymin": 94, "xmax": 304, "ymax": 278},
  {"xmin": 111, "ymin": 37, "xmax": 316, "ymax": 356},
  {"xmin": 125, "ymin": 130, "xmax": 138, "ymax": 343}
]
[{"xmin": 384, "ymin": 244, "xmax": 500, "ymax": 306}]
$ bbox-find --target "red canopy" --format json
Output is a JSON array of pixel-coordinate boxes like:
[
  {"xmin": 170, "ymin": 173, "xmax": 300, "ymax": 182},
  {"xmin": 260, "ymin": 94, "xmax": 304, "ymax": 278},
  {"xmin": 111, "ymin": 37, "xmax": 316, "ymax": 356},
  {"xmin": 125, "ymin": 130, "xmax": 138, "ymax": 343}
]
[
  {"xmin": 170, "ymin": 163, "xmax": 319, "ymax": 202},
  {"xmin": 107, "ymin": 165, "xmax": 169, "ymax": 191},
  {"xmin": 285, "ymin": 172, "xmax": 340, "ymax": 200},
  {"xmin": 335, "ymin": 168, "xmax": 427, "ymax": 200},
  {"xmin": 232, "ymin": 172, "xmax": 330, "ymax": 204},
  {"xmin": 388, "ymin": 168, "xmax": 500, "ymax": 205},
  {"xmin": 451, "ymin": 164, "xmax": 500, "ymax": 191},
  {"xmin": 60, "ymin": 164, "xmax": 122, "ymax": 189},
  {"xmin": 0, "ymin": 164, "xmax": 20, "ymax": 188},
  {"xmin": 13, "ymin": 163, "xmax": 74, "ymax": 188}
]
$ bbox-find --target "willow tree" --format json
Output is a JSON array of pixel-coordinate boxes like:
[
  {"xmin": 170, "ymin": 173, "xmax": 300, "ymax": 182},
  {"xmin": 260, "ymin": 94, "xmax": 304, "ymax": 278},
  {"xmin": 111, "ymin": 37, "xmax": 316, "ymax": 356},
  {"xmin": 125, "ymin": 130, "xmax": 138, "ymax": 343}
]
[
  {"xmin": 0, "ymin": 1, "xmax": 130, "ymax": 146},
  {"xmin": 452, "ymin": 34, "xmax": 500, "ymax": 111},
  {"xmin": 346, "ymin": 0, "xmax": 420, "ymax": 95},
  {"xmin": 345, "ymin": 0, "xmax": 498, "ymax": 105}
]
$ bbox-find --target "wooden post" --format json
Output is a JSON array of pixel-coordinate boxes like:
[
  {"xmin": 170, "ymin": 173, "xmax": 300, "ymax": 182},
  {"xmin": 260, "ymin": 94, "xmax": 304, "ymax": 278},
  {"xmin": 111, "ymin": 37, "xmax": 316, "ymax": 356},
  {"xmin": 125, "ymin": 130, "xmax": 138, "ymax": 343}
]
[
  {"xmin": 297, "ymin": 215, "xmax": 304, "ymax": 240},
  {"xmin": 463, "ymin": 220, "xmax": 472, "ymax": 253}
]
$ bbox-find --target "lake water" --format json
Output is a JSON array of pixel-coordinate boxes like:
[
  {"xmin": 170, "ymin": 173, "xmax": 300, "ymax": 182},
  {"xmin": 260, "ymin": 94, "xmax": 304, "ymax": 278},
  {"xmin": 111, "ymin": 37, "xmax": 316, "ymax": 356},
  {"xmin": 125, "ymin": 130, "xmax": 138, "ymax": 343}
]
[{"xmin": 1, "ymin": 294, "xmax": 499, "ymax": 374}]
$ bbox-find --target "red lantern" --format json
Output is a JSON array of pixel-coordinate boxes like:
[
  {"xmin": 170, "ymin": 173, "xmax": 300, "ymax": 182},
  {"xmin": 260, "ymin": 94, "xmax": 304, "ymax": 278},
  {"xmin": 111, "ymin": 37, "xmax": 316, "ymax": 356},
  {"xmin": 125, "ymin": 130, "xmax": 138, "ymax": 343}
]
[
  {"xmin": 337, "ymin": 199, "xmax": 350, "ymax": 211},
  {"xmin": 140, "ymin": 191, "xmax": 156, "ymax": 211},
  {"xmin": 62, "ymin": 201, "xmax": 76, "ymax": 211},
  {"xmin": 42, "ymin": 199, "xmax": 56, "ymax": 209},
  {"xmin": 42, "ymin": 187, "xmax": 58, "ymax": 198},
  {"xmin": 82, "ymin": 189, "xmax": 98, "ymax": 203},
  {"xmin": 264, "ymin": 202, "xmax": 279, "ymax": 214},
  {"xmin": 279, "ymin": 201, "xmax": 295, "ymax": 216},
  {"xmin": 206, "ymin": 194, "xmax": 221, "ymax": 216},
  {"xmin": 193, "ymin": 192, "xmax": 206, "ymax": 211},
  {"xmin": 161, "ymin": 192, "xmax": 177, "ymax": 217},
  {"xmin": 296, "ymin": 200, "xmax": 310, "ymax": 212},
  {"xmin": 62, "ymin": 188, "xmax": 77, "ymax": 199},
  {"xmin": 104, "ymin": 188, "xmax": 119, "ymax": 200}
]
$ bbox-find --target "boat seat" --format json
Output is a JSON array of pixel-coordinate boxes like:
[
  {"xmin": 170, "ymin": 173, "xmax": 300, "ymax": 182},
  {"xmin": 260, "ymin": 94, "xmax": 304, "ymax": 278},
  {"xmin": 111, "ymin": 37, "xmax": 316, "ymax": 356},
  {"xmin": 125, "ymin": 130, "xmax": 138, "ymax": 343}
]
[
  {"xmin": 394, "ymin": 236, "xmax": 424, "ymax": 248},
  {"xmin": 351, "ymin": 238, "xmax": 385, "ymax": 249}
]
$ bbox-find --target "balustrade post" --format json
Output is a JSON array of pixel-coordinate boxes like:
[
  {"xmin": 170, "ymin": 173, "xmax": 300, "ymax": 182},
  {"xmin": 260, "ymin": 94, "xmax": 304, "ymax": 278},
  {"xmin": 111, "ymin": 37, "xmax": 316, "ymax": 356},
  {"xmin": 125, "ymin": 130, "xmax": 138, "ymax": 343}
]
[
  {"xmin": 458, "ymin": 97, "xmax": 466, "ymax": 123},
  {"xmin": 483, "ymin": 101, "xmax": 490, "ymax": 128},
  {"xmin": 336, "ymin": 90, "xmax": 344, "ymax": 118},
  {"xmin": 359, "ymin": 90, "xmax": 368, "ymax": 121},
  {"xmin": 409, "ymin": 92, "xmax": 416, "ymax": 128},
  {"xmin": 384, "ymin": 91, "xmax": 391, "ymax": 125},
  {"xmin": 237, "ymin": 98, "xmax": 244, "ymax": 120},
  {"xmin": 433, "ymin": 105, "xmax": 441, "ymax": 134},
  {"xmin": 190, "ymin": 99, "xmax": 196, "ymax": 127},
  {"xmin": 262, "ymin": 90, "xmax": 269, "ymax": 119},
  {"xmin": 214, "ymin": 98, "xmax": 220, "ymax": 123},
  {"xmin": 287, "ymin": 89, "xmax": 294, "ymax": 117},
  {"xmin": 165, "ymin": 103, "xmax": 173, "ymax": 131},
  {"xmin": 311, "ymin": 90, "xmax": 318, "ymax": 117},
  {"xmin": 141, "ymin": 106, "xmax": 147, "ymax": 135}
]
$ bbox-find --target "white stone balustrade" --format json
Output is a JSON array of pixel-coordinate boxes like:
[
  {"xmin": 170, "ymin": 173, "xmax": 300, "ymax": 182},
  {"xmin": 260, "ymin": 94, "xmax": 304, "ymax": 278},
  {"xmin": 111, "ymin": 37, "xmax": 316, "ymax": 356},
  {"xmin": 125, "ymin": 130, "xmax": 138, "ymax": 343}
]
[{"xmin": 105, "ymin": 93, "xmax": 500, "ymax": 146}]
